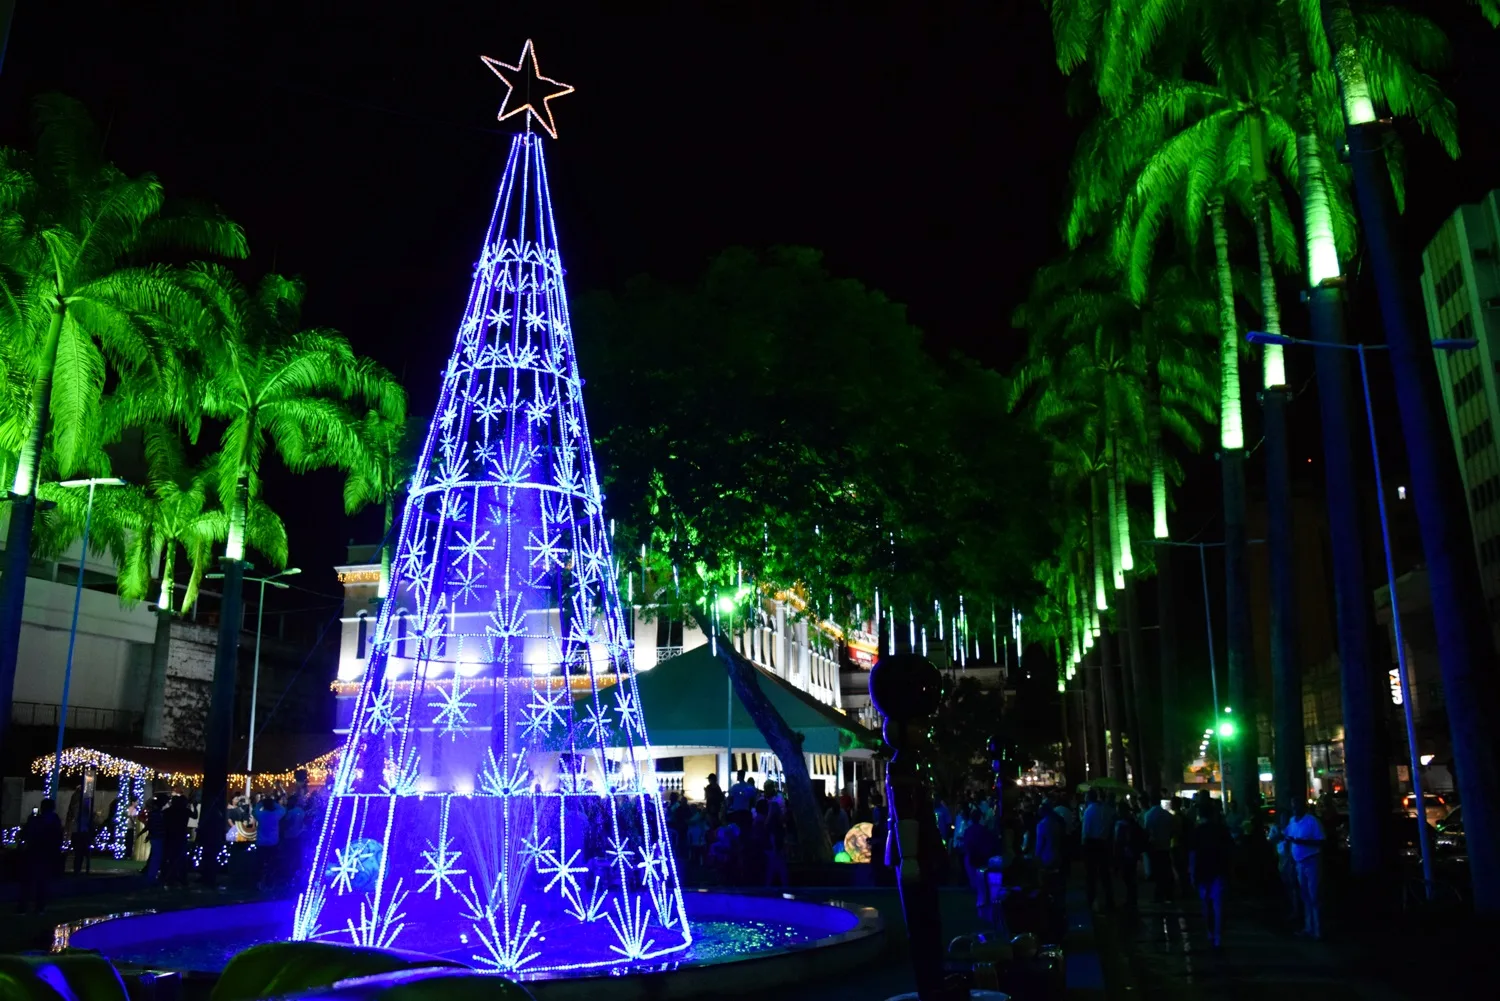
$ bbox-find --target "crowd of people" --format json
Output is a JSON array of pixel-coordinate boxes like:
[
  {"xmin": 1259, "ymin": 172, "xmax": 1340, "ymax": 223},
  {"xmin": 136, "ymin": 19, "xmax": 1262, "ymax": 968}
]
[
  {"xmin": 659, "ymin": 769, "xmax": 885, "ymax": 885},
  {"xmin": 998, "ymin": 787, "xmax": 1328, "ymax": 949},
  {"xmin": 13, "ymin": 769, "xmax": 325, "ymax": 912}
]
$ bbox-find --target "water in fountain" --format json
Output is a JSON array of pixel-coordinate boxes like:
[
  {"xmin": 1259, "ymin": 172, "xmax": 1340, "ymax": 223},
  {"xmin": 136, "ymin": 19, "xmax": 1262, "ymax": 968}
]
[{"xmin": 295, "ymin": 130, "xmax": 692, "ymax": 975}]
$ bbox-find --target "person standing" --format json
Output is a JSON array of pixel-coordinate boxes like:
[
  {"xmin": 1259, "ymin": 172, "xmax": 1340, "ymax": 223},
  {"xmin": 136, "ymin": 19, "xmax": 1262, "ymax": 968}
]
[
  {"xmin": 1114, "ymin": 803, "xmax": 1145, "ymax": 909},
  {"xmin": 959, "ymin": 808, "xmax": 997, "ymax": 910},
  {"xmin": 1285, "ymin": 800, "xmax": 1325, "ymax": 939},
  {"xmin": 1189, "ymin": 800, "xmax": 1234, "ymax": 949},
  {"xmin": 254, "ymin": 794, "xmax": 285, "ymax": 890},
  {"xmin": 1034, "ymin": 798, "xmax": 1066, "ymax": 898},
  {"xmin": 1081, "ymin": 790, "xmax": 1116, "ymax": 912},
  {"xmin": 1143, "ymin": 792, "xmax": 1176, "ymax": 902},
  {"xmin": 704, "ymin": 773, "xmax": 725, "ymax": 824},
  {"xmin": 824, "ymin": 794, "xmax": 851, "ymax": 844},
  {"xmin": 17, "ymin": 799, "xmax": 64, "ymax": 913},
  {"xmin": 726, "ymin": 770, "xmax": 757, "ymax": 834},
  {"xmin": 163, "ymin": 789, "xmax": 193, "ymax": 887},
  {"xmin": 65, "ymin": 784, "xmax": 94, "ymax": 875}
]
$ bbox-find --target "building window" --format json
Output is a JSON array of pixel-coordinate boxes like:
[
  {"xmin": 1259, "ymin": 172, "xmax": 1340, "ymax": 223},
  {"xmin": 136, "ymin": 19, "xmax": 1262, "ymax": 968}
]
[
  {"xmin": 1448, "ymin": 311, "xmax": 1476, "ymax": 342},
  {"xmin": 1454, "ymin": 360, "xmax": 1486, "ymax": 408},
  {"xmin": 655, "ymin": 616, "xmax": 683, "ymax": 648},
  {"xmin": 1473, "ymin": 475, "xmax": 1500, "ymax": 513},
  {"xmin": 1462, "ymin": 422, "xmax": 1494, "ymax": 460},
  {"xmin": 1437, "ymin": 260, "xmax": 1464, "ymax": 304},
  {"xmin": 356, "ymin": 612, "xmax": 369, "ymax": 660}
]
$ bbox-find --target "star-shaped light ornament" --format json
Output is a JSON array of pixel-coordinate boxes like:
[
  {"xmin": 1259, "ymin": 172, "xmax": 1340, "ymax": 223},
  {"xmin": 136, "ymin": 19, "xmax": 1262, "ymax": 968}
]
[{"xmin": 482, "ymin": 40, "xmax": 574, "ymax": 138}]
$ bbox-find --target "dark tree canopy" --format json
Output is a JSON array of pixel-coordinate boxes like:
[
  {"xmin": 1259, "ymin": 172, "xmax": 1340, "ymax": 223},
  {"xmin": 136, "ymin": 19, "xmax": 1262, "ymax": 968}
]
[{"xmin": 576, "ymin": 246, "xmax": 1055, "ymax": 626}]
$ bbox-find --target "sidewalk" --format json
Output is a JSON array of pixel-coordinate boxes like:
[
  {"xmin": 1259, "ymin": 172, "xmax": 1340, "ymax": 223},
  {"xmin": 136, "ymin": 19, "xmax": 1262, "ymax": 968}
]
[{"xmin": 1093, "ymin": 888, "xmax": 1417, "ymax": 1000}]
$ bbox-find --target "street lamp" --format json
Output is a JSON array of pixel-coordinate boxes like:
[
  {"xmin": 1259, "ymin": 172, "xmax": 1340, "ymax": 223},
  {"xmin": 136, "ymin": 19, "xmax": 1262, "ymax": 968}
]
[
  {"xmin": 49, "ymin": 477, "xmax": 127, "ymax": 798},
  {"xmin": 1246, "ymin": 330, "xmax": 1476, "ymax": 899},
  {"xmin": 207, "ymin": 566, "xmax": 300, "ymax": 795}
]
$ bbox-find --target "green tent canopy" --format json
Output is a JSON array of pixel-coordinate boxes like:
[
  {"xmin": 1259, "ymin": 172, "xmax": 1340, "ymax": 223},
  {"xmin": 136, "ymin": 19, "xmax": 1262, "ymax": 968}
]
[{"xmin": 576, "ymin": 644, "xmax": 878, "ymax": 755}]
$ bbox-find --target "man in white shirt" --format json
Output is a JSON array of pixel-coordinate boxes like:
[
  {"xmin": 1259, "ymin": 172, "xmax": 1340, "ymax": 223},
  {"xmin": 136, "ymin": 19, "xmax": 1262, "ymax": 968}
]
[
  {"xmin": 1284, "ymin": 801, "xmax": 1325, "ymax": 939},
  {"xmin": 726, "ymin": 770, "xmax": 758, "ymax": 834},
  {"xmin": 1142, "ymin": 792, "xmax": 1176, "ymax": 902},
  {"xmin": 1080, "ymin": 790, "xmax": 1116, "ymax": 911}
]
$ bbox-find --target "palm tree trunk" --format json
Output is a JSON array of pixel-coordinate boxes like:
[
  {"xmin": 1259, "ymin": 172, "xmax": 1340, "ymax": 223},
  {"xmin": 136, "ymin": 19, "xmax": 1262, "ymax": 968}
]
[
  {"xmin": 143, "ymin": 610, "xmax": 173, "ymax": 745},
  {"xmin": 1091, "ymin": 472, "xmax": 1127, "ymax": 780},
  {"xmin": 693, "ymin": 610, "xmax": 832, "ymax": 861},
  {"xmin": 1124, "ymin": 578, "xmax": 1151, "ymax": 789},
  {"xmin": 1156, "ymin": 541, "xmax": 1181, "ymax": 795},
  {"xmin": 1322, "ymin": 0, "xmax": 1500, "ymax": 911},
  {"xmin": 202, "ymin": 452, "xmax": 254, "ymax": 882},
  {"xmin": 378, "ymin": 497, "xmax": 394, "ymax": 599},
  {"xmin": 1278, "ymin": 0, "xmax": 1386, "ymax": 874},
  {"xmin": 1145, "ymin": 336, "xmax": 1179, "ymax": 795},
  {"xmin": 1084, "ymin": 636, "xmax": 1106, "ymax": 779},
  {"xmin": 0, "ymin": 307, "xmax": 64, "ymax": 786},
  {"xmin": 1106, "ymin": 438, "xmax": 1125, "ymax": 592},
  {"xmin": 1211, "ymin": 197, "xmax": 1257, "ymax": 810},
  {"xmin": 143, "ymin": 543, "xmax": 177, "ymax": 745},
  {"xmin": 1249, "ymin": 127, "xmax": 1305, "ymax": 822},
  {"xmin": 199, "ymin": 554, "xmax": 245, "ymax": 883}
]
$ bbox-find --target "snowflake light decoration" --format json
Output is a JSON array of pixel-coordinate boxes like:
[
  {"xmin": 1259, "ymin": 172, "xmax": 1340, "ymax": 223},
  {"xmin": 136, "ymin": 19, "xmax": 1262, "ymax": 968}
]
[{"xmin": 429, "ymin": 679, "xmax": 477, "ymax": 740}]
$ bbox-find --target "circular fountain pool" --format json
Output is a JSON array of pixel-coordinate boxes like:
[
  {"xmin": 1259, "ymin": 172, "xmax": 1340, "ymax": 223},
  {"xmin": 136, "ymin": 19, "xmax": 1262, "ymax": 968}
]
[{"xmin": 56, "ymin": 889, "xmax": 883, "ymax": 1000}]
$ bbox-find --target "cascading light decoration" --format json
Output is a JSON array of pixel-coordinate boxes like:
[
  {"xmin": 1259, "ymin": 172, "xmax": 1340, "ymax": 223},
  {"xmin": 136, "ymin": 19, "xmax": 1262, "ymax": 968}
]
[{"xmin": 297, "ymin": 41, "xmax": 691, "ymax": 973}]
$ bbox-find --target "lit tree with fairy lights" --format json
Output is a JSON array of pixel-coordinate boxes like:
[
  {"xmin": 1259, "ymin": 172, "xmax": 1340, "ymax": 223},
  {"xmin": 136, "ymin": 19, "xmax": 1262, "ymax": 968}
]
[{"xmin": 298, "ymin": 41, "xmax": 691, "ymax": 972}]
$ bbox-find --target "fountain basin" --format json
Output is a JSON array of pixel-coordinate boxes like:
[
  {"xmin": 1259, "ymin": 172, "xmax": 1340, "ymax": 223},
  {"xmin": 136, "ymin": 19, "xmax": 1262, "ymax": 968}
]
[{"xmin": 56, "ymin": 889, "xmax": 883, "ymax": 1000}]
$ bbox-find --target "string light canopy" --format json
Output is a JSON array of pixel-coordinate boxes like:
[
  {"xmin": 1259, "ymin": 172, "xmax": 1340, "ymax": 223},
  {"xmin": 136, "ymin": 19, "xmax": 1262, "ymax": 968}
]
[
  {"xmin": 32, "ymin": 746, "xmax": 340, "ymax": 791},
  {"xmin": 481, "ymin": 39, "xmax": 575, "ymax": 139}
]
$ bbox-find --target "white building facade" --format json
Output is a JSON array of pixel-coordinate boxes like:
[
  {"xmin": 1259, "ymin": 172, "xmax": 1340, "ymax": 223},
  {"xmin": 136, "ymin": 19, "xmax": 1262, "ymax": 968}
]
[
  {"xmin": 1421, "ymin": 189, "xmax": 1500, "ymax": 611},
  {"xmin": 332, "ymin": 544, "xmax": 877, "ymax": 803}
]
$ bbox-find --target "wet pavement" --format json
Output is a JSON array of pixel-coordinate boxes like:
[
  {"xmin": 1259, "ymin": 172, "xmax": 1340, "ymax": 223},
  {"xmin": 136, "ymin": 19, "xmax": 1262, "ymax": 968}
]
[{"xmin": 1093, "ymin": 889, "xmax": 1437, "ymax": 1000}]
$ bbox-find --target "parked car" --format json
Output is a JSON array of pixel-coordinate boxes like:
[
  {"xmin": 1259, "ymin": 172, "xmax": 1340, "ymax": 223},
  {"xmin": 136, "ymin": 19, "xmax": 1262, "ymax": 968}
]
[
  {"xmin": 1342, "ymin": 813, "xmax": 1438, "ymax": 860},
  {"xmin": 1435, "ymin": 806, "xmax": 1464, "ymax": 855},
  {"xmin": 1401, "ymin": 792, "xmax": 1450, "ymax": 824}
]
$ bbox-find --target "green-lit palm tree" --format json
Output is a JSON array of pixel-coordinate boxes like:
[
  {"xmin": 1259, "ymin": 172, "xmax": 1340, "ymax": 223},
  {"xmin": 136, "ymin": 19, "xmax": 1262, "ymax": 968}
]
[
  {"xmin": 111, "ymin": 427, "xmax": 288, "ymax": 745},
  {"xmin": 0, "ymin": 94, "xmax": 247, "ymax": 760},
  {"xmin": 342, "ymin": 411, "xmax": 418, "ymax": 600},
  {"xmin": 1317, "ymin": 0, "xmax": 1500, "ymax": 914},
  {"xmin": 1017, "ymin": 252, "xmax": 1216, "ymax": 788},
  {"xmin": 181, "ymin": 263, "xmax": 404, "ymax": 870}
]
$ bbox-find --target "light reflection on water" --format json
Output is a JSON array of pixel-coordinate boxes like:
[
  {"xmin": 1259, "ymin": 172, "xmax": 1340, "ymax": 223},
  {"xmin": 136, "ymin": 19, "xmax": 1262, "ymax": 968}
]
[{"xmin": 102, "ymin": 918, "xmax": 814, "ymax": 977}]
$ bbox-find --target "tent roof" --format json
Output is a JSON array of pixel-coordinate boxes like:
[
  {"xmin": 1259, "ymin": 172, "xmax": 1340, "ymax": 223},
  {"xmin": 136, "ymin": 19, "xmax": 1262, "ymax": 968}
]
[{"xmin": 579, "ymin": 644, "xmax": 877, "ymax": 755}]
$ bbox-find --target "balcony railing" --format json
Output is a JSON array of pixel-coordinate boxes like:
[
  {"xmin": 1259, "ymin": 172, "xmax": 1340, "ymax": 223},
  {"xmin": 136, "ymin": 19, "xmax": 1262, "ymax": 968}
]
[
  {"xmin": 656, "ymin": 645, "xmax": 684, "ymax": 665},
  {"xmin": 11, "ymin": 701, "xmax": 142, "ymax": 737}
]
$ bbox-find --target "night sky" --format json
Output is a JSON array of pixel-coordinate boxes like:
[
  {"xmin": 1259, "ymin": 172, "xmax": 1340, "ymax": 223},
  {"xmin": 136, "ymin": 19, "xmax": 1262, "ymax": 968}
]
[
  {"xmin": 1, "ymin": 2, "xmax": 1074, "ymax": 601},
  {"xmin": 4, "ymin": 2, "xmax": 1500, "ymax": 677}
]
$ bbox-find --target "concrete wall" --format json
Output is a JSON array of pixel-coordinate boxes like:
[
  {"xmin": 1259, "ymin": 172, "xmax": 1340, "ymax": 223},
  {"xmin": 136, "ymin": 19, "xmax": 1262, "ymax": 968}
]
[
  {"xmin": 160, "ymin": 622, "xmax": 219, "ymax": 749},
  {"xmin": 13, "ymin": 577, "xmax": 157, "ymax": 712}
]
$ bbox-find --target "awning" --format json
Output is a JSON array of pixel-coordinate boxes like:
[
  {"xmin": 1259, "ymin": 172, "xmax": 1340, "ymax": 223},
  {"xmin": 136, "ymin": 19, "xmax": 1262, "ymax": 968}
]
[{"xmin": 576, "ymin": 644, "xmax": 878, "ymax": 756}]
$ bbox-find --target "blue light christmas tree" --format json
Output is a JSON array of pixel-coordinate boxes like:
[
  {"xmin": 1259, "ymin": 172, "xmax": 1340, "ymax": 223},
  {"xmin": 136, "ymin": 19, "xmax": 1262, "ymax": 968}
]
[{"xmin": 296, "ymin": 42, "xmax": 691, "ymax": 973}]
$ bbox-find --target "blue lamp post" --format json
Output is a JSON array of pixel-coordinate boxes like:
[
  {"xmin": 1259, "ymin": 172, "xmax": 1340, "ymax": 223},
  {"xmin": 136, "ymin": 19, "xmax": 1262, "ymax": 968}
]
[
  {"xmin": 49, "ymin": 477, "xmax": 127, "ymax": 798},
  {"xmin": 1246, "ymin": 331, "xmax": 1476, "ymax": 900}
]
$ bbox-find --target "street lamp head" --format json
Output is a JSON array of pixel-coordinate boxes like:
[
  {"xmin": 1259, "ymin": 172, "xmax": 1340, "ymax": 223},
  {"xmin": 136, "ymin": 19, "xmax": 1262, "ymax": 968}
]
[
  {"xmin": 57, "ymin": 477, "xmax": 128, "ymax": 489},
  {"xmin": 1246, "ymin": 331, "xmax": 1299, "ymax": 347},
  {"xmin": 1431, "ymin": 338, "xmax": 1480, "ymax": 352}
]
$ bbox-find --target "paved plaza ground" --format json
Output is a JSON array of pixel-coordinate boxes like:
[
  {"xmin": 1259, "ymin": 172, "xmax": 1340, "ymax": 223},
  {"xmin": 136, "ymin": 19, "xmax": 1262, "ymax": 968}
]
[{"xmin": 3, "ymin": 861, "xmax": 1489, "ymax": 999}]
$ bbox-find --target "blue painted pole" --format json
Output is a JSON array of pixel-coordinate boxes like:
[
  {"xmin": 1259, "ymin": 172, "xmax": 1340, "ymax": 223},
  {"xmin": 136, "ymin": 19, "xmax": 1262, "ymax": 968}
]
[
  {"xmin": 50, "ymin": 481, "xmax": 96, "ymax": 798},
  {"xmin": 1356, "ymin": 344, "xmax": 1435, "ymax": 900}
]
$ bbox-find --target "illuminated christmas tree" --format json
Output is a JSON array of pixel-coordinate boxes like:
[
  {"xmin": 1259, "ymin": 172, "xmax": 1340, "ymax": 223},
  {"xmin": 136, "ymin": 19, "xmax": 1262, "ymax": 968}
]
[{"xmin": 296, "ymin": 42, "xmax": 691, "ymax": 972}]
